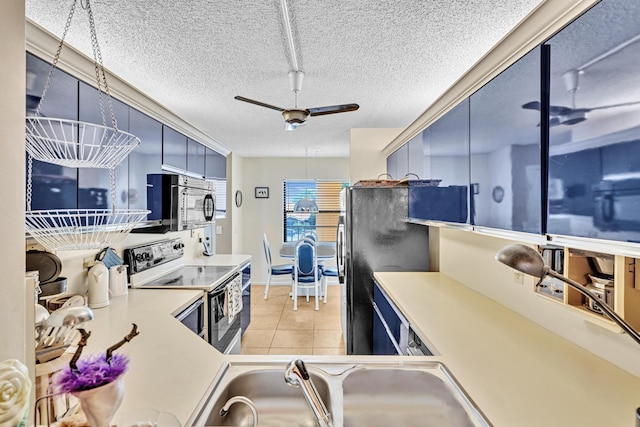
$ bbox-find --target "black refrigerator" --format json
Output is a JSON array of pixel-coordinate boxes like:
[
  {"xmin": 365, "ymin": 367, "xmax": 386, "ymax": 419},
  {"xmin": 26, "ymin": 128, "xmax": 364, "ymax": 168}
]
[{"xmin": 339, "ymin": 185, "xmax": 430, "ymax": 355}]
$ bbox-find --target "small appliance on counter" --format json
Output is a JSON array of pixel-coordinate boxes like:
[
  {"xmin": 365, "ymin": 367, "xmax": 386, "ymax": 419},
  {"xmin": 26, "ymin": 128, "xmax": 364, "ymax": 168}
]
[
  {"xmin": 87, "ymin": 261, "xmax": 109, "ymax": 308},
  {"xmin": 26, "ymin": 250, "xmax": 67, "ymax": 308},
  {"xmin": 109, "ymin": 264, "xmax": 128, "ymax": 297},
  {"xmin": 137, "ymin": 174, "xmax": 216, "ymax": 233}
]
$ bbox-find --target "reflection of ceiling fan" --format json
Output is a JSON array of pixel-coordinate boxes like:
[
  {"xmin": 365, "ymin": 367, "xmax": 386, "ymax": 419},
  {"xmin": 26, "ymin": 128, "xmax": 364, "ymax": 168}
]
[
  {"xmin": 522, "ymin": 70, "xmax": 640, "ymax": 126},
  {"xmin": 234, "ymin": 71, "xmax": 359, "ymax": 131}
]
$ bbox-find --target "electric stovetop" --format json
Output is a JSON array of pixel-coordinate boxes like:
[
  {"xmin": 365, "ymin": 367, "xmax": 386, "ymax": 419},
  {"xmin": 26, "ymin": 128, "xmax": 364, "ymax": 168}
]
[{"xmin": 140, "ymin": 265, "xmax": 235, "ymax": 289}]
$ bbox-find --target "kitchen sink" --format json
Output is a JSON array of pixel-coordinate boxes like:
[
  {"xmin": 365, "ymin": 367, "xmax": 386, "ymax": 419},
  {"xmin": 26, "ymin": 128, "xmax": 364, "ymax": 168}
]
[
  {"xmin": 342, "ymin": 368, "xmax": 478, "ymax": 427},
  {"xmin": 193, "ymin": 361, "xmax": 490, "ymax": 427},
  {"xmin": 201, "ymin": 369, "xmax": 332, "ymax": 426}
]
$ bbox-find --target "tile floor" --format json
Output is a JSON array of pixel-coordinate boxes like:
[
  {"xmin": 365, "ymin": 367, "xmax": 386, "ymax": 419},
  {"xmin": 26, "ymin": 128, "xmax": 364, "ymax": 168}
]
[{"xmin": 242, "ymin": 284, "xmax": 345, "ymax": 355}]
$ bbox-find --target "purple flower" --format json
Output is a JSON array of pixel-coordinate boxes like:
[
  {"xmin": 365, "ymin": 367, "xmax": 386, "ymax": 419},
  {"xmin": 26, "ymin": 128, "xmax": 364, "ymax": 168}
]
[{"xmin": 53, "ymin": 353, "xmax": 128, "ymax": 393}]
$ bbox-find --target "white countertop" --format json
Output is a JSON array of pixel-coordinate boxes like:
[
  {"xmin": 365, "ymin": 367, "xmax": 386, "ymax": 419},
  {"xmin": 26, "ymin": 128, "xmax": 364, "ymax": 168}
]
[
  {"xmin": 73, "ymin": 266, "xmax": 640, "ymax": 426},
  {"xmin": 80, "ymin": 289, "xmax": 226, "ymax": 426},
  {"xmin": 373, "ymin": 272, "xmax": 640, "ymax": 427}
]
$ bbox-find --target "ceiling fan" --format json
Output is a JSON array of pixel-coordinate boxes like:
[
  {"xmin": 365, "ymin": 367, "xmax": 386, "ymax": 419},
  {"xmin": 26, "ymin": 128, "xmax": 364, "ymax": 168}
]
[
  {"xmin": 522, "ymin": 70, "xmax": 640, "ymax": 127},
  {"xmin": 234, "ymin": 71, "xmax": 359, "ymax": 131}
]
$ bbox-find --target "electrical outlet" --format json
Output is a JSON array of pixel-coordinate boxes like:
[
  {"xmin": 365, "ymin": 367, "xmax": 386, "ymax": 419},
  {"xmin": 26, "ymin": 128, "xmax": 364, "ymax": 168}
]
[
  {"xmin": 83, "ymin": 256, "xmax": 97, "ymax": 269},
  {"xmin": 513, "ymin": 271, "xmax": 524, "ymax": 285}
]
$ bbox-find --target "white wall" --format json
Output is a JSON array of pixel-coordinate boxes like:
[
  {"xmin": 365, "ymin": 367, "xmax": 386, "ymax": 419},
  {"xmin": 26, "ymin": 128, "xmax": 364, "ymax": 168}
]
[
  {"xmin": 230, "ymin": 152, "xmax": 244, "ymax": 253},
  {"xmin": 241, "ymin": 157, "xmax": 349, "ymax": 284},
  {"xmin": 349, "ymin": 128, "xmax": 402, "ymax": 184},
  {"xmin": 0, "ymin": 0, "xmax": 29, "ymax": 362},
  {"xmin": 439, "ymin": 227, "xmax": 640, "ymax": 377},
  {"xmin": 0, "ymin": 0, "xmax": 35, "ymax": 418}
]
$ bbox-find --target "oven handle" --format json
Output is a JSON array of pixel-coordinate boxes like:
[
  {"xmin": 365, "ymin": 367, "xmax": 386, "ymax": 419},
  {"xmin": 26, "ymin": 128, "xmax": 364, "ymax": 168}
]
[
  {"xmin": 209, "ymin": 284, "xmax": 226, "ymax": 299},
  {"xmin": 203, "ymin": 194, "xmax": 215, "ymax": 221},
  {"xmin": 209, "ymin": 273, "xmax": 240, "ymax": 297}
]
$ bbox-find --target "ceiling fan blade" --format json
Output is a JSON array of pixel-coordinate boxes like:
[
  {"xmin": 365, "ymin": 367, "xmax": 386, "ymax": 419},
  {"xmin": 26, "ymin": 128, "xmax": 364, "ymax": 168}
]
[
  {"xmin": 548, "ymin": 117, "xmax": 562, "ymax": 127},
  {"xmin": 307, "ymin": 103, "xmax": 360, "ymax": 117},
  {"xmin": 234, "ymin": 96, "xmax": 285, "ymax": 112},
  {"xmin": 587, "ymin": 100, "xmax": 640, "ymax": 112},
  {"xmin": 522, "ymin": 101, "xmax": 541, "ymax": 111},
  {"xmin": 522, "ymin": 100, "xmax": 573, "ymax": 116}
]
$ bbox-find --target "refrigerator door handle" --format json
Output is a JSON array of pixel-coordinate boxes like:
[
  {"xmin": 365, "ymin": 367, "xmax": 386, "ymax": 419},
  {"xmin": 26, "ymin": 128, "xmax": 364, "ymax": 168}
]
[{"xmin": 337, "ymin": 222, "xmax": 345, "ymax": 284}]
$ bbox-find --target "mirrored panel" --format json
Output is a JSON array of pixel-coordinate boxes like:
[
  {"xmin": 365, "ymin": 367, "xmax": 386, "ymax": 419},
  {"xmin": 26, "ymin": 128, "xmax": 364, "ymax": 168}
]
[
  {"xmin": 78, "ymin": 82, "xmax": 129, "ymax": 209},
  {"xmin": 546, "ymin": 0, "xmax": 640, "ymax": 243},
  {"xmin": 163, "ymin": 126, "xmax": 187, "ymax": 170},
  {"xmin": 187, "ymin": 138, "xmax": 205, "ymax": 176},
  {"xmin": 470, "ymin": 47, "xmax": 543, "ymax": 233},
  {"xmin": 25, "ymin": 53, "xmax": 78, "ymax": 210},
  {"xmin": 129, "ymin": 108, "xmax": 162, "ymax": 212},
  {"xmin": 409, "ymin": 99, "xmax": 470, "ymax": 223}
]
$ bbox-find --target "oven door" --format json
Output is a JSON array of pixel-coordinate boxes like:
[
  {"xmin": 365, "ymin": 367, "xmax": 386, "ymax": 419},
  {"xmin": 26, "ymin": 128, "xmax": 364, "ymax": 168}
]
[{"xmin": 208, "ymin": 281, "xmax": 241, "ymax": 353}]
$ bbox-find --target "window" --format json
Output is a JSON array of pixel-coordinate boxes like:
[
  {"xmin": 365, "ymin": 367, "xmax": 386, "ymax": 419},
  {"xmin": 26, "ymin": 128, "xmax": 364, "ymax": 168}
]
[
  {"xmin": 213, "ymin": 178, "xmax": 226, "ymax": 218},
  {"xmin": 283, "ymin": 180, "xmax": 348, "ymax": 242}
]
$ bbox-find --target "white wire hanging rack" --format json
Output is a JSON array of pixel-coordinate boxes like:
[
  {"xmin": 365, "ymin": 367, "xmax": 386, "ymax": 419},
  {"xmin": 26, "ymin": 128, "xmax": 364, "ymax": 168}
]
[
  {"xmin": 25, "ymin": 117, "xmax": 140, "ymax": 169},
  {"xmin": 25, "ymin": 209, "xmax": 149, "ymax": 252},
  {"xmin": 24, "ymin": 0, "xmax": 148, "ymax": 251}
]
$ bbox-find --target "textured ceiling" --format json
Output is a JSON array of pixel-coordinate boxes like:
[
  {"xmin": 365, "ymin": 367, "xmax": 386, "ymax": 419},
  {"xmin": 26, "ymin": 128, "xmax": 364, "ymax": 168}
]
[{"xmin": 26, "ymin": 0, "xmax": 543, "ymax": 158}]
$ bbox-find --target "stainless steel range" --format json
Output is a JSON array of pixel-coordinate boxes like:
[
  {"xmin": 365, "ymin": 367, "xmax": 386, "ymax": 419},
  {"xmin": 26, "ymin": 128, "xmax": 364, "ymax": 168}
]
[{"xmin": 124, "ymin": 238, "xmax": 243, "ymax": 354}]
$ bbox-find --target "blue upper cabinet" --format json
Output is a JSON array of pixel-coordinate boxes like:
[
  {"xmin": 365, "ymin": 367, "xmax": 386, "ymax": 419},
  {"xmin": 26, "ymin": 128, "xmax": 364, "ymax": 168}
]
[
  {"xmin": 205, "ymin": 148, "xmax": 226, "ymax": 179},
  {"xmin": 25, "ymin": 53, "xmax": 78, "ymax": 211},
  {"xmin": 162, "ymin": 126, "xmax": 187, "ymax": 171},
  {"xmin": 546, "ymin": 0, "xmax": 640, "ymax": 243},
  {"xmin": 78, "ymin": 82, "xmax": 130, "ymax": 209},
  {"xmin": 128, "ymin": 108, "xmax": 162, "ymax": 213},
  {"xmin": 187, "ymin": 138, "xmax": 206, "ymax": 177},
  {"xmin": 409, "ymin": 99, "xmax": 470, "ymax": 224},
  {"xmin": 470, "ymin": 46, "xmax": 544, "ymax": 234}
]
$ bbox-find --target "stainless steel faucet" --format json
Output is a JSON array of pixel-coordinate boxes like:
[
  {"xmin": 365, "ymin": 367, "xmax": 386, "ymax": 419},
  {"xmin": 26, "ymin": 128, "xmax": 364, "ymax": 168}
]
[
  {"xmin": 219, "ymin": 395, "xmax": 258, "ymax": 427},
  {"xmin": 284, "ymin": 359, "xmax": 333, "ymax": 427}
]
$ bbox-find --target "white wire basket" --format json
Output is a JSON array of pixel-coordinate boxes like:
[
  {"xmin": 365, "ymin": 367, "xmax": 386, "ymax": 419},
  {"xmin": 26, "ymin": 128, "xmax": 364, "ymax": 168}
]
[
  {"xmin": 25, "ymin": 209, "xmax": 150, "ymax": 252},
  {"xmin": 25, "ymin": 117, "xmax": 141, "ymax": 168}
]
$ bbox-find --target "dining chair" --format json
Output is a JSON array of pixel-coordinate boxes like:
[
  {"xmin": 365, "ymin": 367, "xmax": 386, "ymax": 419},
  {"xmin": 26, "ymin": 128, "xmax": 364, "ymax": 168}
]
[
  {"xmin": 320, "ymin": 266, "xmax": 338, "ymax": 304},
  {"xmin": 262, "ymin": 233, "xmax": 293, "ymax": 299},
  {"xmin": 292, "ymin": 238, "xmax": 323, "ymax": 310},
  {"xmin": 303, "ymin": 230, "xmax": 317, "ymax": 242}
]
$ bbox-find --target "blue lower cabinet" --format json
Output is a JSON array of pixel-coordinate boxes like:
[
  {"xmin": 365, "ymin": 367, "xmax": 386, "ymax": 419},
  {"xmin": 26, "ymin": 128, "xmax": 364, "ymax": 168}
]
[{"xmin": 372, "ymin": 304, "xmax": 398, "ymax": 355}]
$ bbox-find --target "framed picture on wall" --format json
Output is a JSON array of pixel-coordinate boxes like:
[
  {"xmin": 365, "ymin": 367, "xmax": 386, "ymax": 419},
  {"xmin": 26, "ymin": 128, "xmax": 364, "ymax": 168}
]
[{"xmin": 255, "ymin": 187, "xmax": 269, "ymax": 198}]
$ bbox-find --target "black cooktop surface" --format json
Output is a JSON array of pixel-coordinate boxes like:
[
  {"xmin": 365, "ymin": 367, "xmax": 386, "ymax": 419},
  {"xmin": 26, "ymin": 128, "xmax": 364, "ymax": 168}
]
[{"xmin": 142, "ymin": 265, "xmax": 235, "ymax": 289}]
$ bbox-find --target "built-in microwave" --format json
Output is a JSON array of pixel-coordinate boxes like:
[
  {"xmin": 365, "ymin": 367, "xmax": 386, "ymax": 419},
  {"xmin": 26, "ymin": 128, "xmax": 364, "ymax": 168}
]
[{"xmin": 145, "ymin": 174, "xmax": 215, "ymax": 233}]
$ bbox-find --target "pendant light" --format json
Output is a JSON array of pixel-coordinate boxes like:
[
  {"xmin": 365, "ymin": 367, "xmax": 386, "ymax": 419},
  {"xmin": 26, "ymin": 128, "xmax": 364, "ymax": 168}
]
[{"xmin": 293, "ymin": 147, "xmax": 319, "ymax": 213}]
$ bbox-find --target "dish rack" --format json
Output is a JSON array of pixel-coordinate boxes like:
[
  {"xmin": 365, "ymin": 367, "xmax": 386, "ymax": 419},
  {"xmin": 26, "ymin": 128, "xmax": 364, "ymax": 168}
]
[{"xmin": 24, "ymin": 0, "xmax": 148, "ymax": 252}]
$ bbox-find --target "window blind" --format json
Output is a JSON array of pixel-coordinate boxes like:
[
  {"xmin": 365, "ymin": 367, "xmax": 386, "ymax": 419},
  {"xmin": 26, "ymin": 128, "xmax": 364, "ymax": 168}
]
[
  {"xmin": 283, "ymin": 180, "xmax": 347, "ymax": 242},
  {"xmin": 213, "ymin": 178, "xmax": 226, "ymax": 218}
]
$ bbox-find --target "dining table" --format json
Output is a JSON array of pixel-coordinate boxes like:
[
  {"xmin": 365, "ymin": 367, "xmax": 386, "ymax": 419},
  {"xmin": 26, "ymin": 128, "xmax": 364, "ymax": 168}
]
[{"xmin": 279, "ymin": 241, "xmax": 336, "ymax": 259}]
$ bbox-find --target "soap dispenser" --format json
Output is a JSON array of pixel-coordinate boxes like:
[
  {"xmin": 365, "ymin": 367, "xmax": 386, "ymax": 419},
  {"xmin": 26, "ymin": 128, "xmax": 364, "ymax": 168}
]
[{"xmin": 88, "ymin": 261, "xmax": 110, "ymax": 308}]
